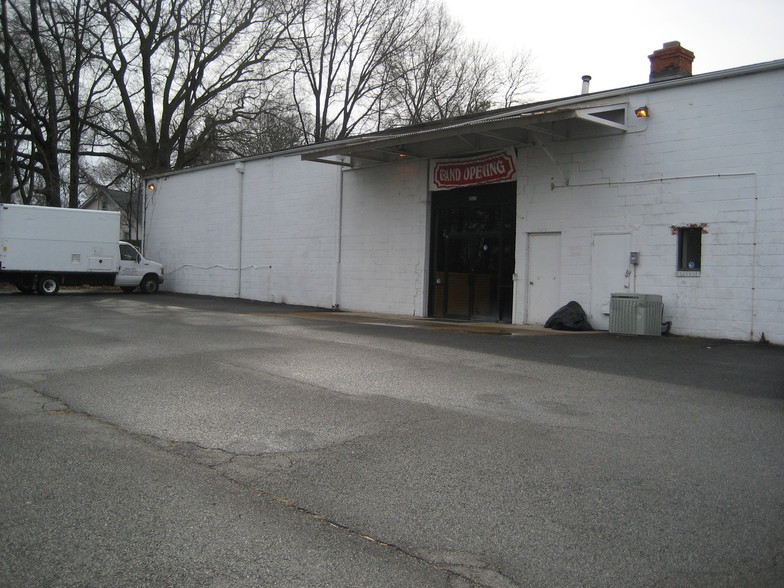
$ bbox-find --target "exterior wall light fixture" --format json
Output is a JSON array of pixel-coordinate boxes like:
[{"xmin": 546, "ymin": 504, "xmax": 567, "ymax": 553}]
[
  {"xmin": 635, "ymin": 106, "xmax": 650, "ymax": 118},
  {"xmin": 147, "ymin": 183, "xmax": 156, "ymax": 191}
]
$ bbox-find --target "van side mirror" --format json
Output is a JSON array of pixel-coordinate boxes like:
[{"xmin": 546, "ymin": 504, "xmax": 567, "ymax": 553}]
[{"xmin": 136, "ymin": 254, "xmax": 141, "ymax": 263}]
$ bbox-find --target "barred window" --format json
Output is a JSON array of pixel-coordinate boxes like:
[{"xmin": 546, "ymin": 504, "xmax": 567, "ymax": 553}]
[{"xmin": 677, "ymin": 227, "xmax": 702, "ymax": 271}]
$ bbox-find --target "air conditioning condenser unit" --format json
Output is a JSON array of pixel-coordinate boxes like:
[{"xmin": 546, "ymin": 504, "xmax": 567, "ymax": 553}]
[{"xmin": 609, "ymin": 293, "xmax": 663, "ymax": 336}]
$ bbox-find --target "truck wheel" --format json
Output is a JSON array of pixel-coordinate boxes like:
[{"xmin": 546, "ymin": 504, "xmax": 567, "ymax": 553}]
[
  {"xmin": 36, "ymin": 275, "xmax": 61, "ymax": 295},
  {"xmin": 120, "ymin": 286, "xmax": 136, "ymax": 293},
  {"xmin": 139, "ymin": 275, "xmax": 159, "ymax": 294}
]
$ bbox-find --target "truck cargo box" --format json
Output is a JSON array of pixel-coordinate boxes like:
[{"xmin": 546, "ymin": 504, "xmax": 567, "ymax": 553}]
[{"xmin": 0, "ymin": 204, "xmax": 121, "ymax": 274}]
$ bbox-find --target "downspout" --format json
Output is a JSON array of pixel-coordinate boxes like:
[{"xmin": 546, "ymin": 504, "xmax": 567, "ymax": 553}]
[
  {"xmin": 751, "ymin": 174, "xmax": 759, "ymax": 341},
  {"xmin": 141, "ymin": 183, "xmax": 148, "ymax": 255},
  {"xmin": 333, "ymin": 167, "xmax": 344, "ymax": 309},
  {"xmin": 141, "ymin": 180, "xmax": 154, "ymax": 256},
  {"xmin": 235, "ymin": 162, "xmax": 246, "ymax": 298}
]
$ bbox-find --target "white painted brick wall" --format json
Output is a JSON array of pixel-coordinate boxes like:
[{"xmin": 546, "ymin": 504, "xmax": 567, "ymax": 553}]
[
  {"xmin": 145, "ymin": 157, "xmax": 340, "ymax": 307},
  {"xmin": 338, "ymin": 159, "xmax": 429, "ymax": 315},
  {"xmin": 515, "ymin": 67, "xmax": 784, "ymax": 343},
  {"xmin": 145, "ymin": 165, "xmax": 241, "ymax": 298},
  {"xmin": 239, "ymin": 156, "xmax": 339, "ymax": 308}
]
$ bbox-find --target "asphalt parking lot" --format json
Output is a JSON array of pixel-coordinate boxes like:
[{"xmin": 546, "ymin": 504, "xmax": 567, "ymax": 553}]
[{"xmin": 1, "ymin": 289, "xmax": 783, "ymax": 587}]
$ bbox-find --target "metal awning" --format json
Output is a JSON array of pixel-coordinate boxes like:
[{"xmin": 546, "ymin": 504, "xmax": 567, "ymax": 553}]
[{"xmin": 299, "ymin": 102, "xmax": 629, "ymax": 166}]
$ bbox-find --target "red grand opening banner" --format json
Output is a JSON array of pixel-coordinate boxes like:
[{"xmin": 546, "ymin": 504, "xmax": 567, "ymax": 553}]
[{"xmin": 430, "ymin": 149, "xmax": 516, "ymax": 191}]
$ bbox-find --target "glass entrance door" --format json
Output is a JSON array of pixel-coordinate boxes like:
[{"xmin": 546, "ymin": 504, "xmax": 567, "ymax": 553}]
[
  {"xmin": 440, "ymin": 234, "xmax": 500, "ymax": 320},
  {"xmin": 430, "ymin": 183, "xmax": 515, "ymax": 322}
]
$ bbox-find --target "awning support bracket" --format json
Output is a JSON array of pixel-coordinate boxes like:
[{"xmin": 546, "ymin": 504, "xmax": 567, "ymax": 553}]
[
  {"xmin": 574, "ymin": 104, "xmax": 629, "ymax": 132},
  {"xmin": 302, "ymin": 156, "xmax": 353, "ymax": 167}
]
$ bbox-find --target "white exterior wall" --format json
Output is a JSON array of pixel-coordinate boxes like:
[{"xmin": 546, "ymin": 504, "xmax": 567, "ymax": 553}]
[
  {"xmin": 144, "ymin": 156, "xmax": 340, "ymax": 306},
  {"xmin": 515, "ymin": 68, "xmax": 784, "ymax": 343},
  {"xmin": 145, "ymin": 164, "xmax": 242, "ymax": 298},
  {"xmin": 338, "ymin": 159, "xmax": 430, "ymax": 315},
  {"xmin": 239, "ymin": 156, "xmax": 339, "ymax": 307},
  {"xmin": 144, "ymin": 155, "xmax": 429, "ymax": 313}
]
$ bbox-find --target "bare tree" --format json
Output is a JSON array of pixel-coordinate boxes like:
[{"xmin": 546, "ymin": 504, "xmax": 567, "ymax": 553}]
[
  {"xmin": 1, "ymin": 0, "xmax": 540, "ymax": 207},
  {"xmin": 498, "ymin": 49, "xmax": 539, "ymax": 108},
  {"xmin": 54, "ymin": 0, "xmax": 112, "ymax": 208},
  {"xmin": 0, "ymin": 85, "xmax": 23, "ymax": 203},
  {"xmin": 1, "ymin": 0, "xmax": 64, "ymax": 206},
  {"xmin": 0, "ymin": 102, "xmax": 37, "ymax": 204},
  {"xmin": 85, "ymin": 0, "xmax": 301, "ymax": 176},
  {"xmin": 384, "ymin": 4, "xmax": 538, "ymax": 127},
  {"xmin": 287, "ymin": 0, "xmax": 422, "ymax": 143},
  {"xmin": 220, "ymin": 103, "xmax": 307, "ymax": 157},
  {"xmin": 0, "ymin": 0, "xmax": 110, "ymax": 207},
  {"xmin": 378, "ymin": 3, "xmax": 457, "ymax": 127}
]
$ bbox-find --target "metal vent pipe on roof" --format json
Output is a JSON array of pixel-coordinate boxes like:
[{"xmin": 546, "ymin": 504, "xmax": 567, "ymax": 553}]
[{"xmin": 581, "ymin": 75, "xmax": 592, "ymax": 94}]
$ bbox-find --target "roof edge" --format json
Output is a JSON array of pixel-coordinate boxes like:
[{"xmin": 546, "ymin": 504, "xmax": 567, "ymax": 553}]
[{"xmin": 145, "ymin": 57, "xmax": 784, "ymax": 181}]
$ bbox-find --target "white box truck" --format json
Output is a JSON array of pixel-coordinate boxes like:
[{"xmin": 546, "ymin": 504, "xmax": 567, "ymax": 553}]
[{"xmin": 0, "ymin": 203, "xmax": 164, "ymax": 295}]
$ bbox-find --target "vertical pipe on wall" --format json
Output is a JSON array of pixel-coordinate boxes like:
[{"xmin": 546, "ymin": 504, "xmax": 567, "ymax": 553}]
[
  {"xmin": 141, "ymin": 180, "xmax": 156, "ymax": 256},
  {"xmin": 750, "ymin": 174, "xmax": 759, "ymax": 341},
  {"xmin": 141, "ymin": 183, "xmax": 148, "ymax": 256},
  {"xmin": 234, "ymin": 161, "xmax": 246, "ymax": 298},
  {"xmin": 333, "ymin": 167, "xmax": 344, "ymax": 309},
  {"xmin": 422, "ymin": 159, "xmax": 436, "ymax": 318}
]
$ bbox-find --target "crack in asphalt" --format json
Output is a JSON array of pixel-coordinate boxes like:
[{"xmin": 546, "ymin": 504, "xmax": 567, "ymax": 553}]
[
  {"xmin": 203, "ymin": 468, "xmax": 518, "ymax": 588},
  {"xmin": 154, "ymin": 430, "xmax": 519, "ymax": 586},
  {"xmin": 13, "ymin": 382, "xmax": 518, "ymax": 587}
]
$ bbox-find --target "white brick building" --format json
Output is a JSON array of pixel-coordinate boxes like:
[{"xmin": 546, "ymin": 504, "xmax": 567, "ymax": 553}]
[{"xmin": 144, "ymin": 44, "xmax": 784, "ymax": 343}]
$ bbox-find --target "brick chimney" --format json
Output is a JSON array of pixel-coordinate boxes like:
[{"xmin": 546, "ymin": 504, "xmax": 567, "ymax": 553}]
[{"xmin": 649, "ymin": 41, "xmax": 695, "ymax": 82}]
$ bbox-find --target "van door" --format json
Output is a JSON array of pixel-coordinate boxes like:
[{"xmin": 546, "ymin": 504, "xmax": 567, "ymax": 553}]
[{"xmin": 115, "ymin": 242, "xmax": 143, "ymax": 287}]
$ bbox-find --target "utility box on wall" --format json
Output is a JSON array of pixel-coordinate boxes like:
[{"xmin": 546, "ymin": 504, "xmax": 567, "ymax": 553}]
[{"xmin": 609, "ymin": 293, "xmax": 664, "ymax": 336}]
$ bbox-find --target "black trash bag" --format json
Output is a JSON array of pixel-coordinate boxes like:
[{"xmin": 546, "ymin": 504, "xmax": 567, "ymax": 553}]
[{"xmin": 544, "ymin": 301, "xmax": 593, "ymax": 331}]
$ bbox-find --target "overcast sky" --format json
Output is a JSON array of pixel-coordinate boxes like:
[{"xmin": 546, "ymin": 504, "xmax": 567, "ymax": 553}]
[{"xmin": 442, "ymin": 0, "xmax": 784, "ymax": 100}]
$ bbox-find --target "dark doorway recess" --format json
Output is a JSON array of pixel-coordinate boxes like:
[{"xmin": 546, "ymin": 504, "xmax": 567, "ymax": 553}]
[{"xmin": 429, "ymin": 182, "xmax": 516, "ymax": 322}]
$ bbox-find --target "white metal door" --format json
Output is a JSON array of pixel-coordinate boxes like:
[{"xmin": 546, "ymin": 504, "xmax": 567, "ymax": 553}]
[
  {"xmin": 527, "ymin": 232, "xmax": 561, "ymax": 325},
  {"xmin": 591, "ymin": 233, "xmax": 631, "ymax": 330}
]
